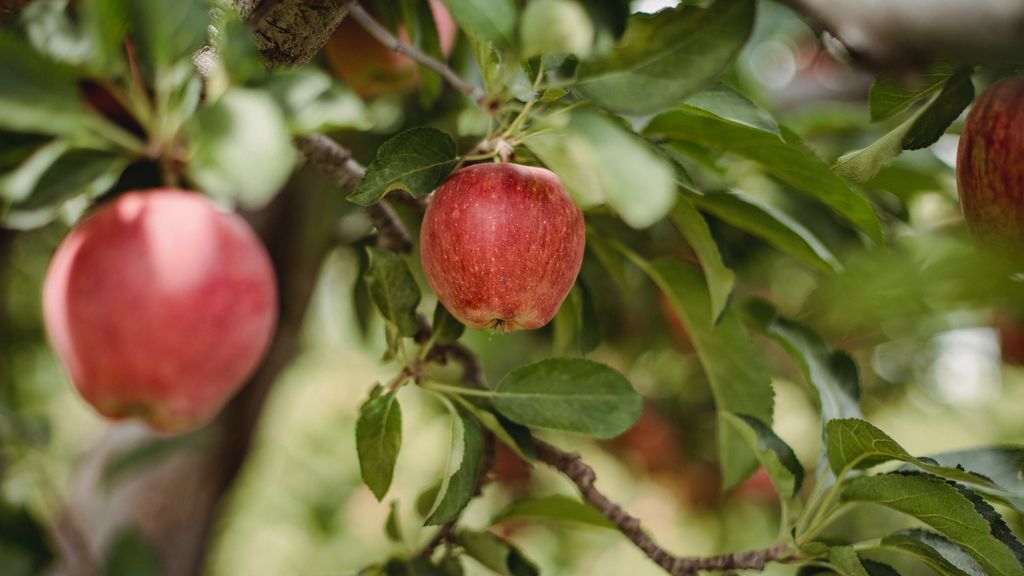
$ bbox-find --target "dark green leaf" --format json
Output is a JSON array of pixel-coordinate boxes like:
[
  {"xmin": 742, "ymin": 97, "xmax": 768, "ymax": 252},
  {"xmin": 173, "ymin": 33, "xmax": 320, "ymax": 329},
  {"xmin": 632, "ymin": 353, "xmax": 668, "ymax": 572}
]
[
  {"xmin": 14, "ymin": 148, "xmax": 128, "ymax": 210},
  {"xmin": 385, "ymin": 501, "xmax": 403, "ymax": 543},
  {"xmin": 432, "ymin": 303, "xmax": 465, "ymax": 345},
  {"xmin": 81, "ymin": 0, "xmax": 129, "ymax": 74},
  {"xmin": 525, "ymin": 109, "xmax": 675, "ymax": 228},
  {"xmin": 440, "ymin": 0, "xmax": 515, "ymax": 49},
  {"xmin": 880, "ymin": 529, "xmax": 985, "ymax": 576},
  {"xmin": 834, "ymin": 68, "xmax": 972, "ymax": 182},
  {"xmin": 349, "ymin": 127, "xmax": 458, "ymax": 206},
  {"xmin": 828, "ymin": 546, "xmax": 871, "ymax": 576},
  {"xmin": 683, "ymin": 188, "xmax": 841, "ymax": 272},
  {"xmin": 124, "ymin": 0, "xmax": 208, "ymax": 81},
  {"xmin": 446, "ymin": 394, "xmax": 534, "ymax": 462},
  {"xmin": 575, "ymin": 0, "xmax": 754, "ymax": 114},
  {"xmin": 0, "ymin": 34, "xmax": 92, "ymax": 136},
  {"xmin": 685, "ymin": 84, "xmax": 779, "ymax": 134},
  {"xmin": 917, "ymin": 447, "xmax": 1024, "ymax": 512},
  {"xmin": 490, "ymin": 358, "xmax": 641, "ymax": 439},
  {"xmin": 364, "ymin": 247, "xmax": 422, "ymax": 338},
  {"xmin": 103, "ymin": 529, "xmax": 165, "ymax": 576},
  {"xmin": 635, "ymin": 256, "xmax": 773, "ymax": 488},
  {"xmin": 457, "ymin": 530, "xmax": 539, "ymax": 576},
  {"xmin": 400, "ymin": 0, "xmax": 443, "ymax": 107},
  {"xmin": 425, "ymin": 402, "xmax": 483, "ymax": 525},
  {"xmin": 491, "ymin": 495, "xmax": 614, "ymax": 529},
  {"xmin": 670, "ymin": 196, "xmax": 734, "ymax": 322},
  {"xmin": 870, "ymin": 63, "xmax": 958, "ymax": 122},
  {"xmin": 357, "ymin": 392, "xmax": 403, "ymax": 501},
  {"xmin": 186, "ymin": 89, "xmax": 296, "ymax": 210},
  {"xmin": 726, "ymin": 413, "xmax": 803, "ymax": 497},
  {"xmin": 646, "ymin": 107, "xmax": 884, "ymax": 244},
  {"xmin": 841, "ymin": 472, "xmax": 1024, "ymax": 576},
  {"xmin": 575, "ymin": 280, "xmax": 601, "ymax": 354}
]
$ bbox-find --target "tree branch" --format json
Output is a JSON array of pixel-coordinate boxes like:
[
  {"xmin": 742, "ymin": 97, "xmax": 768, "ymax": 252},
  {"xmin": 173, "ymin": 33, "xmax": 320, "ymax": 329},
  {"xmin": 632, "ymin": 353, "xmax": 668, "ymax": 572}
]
[
  {"xmin": 779, "ymin": 0, "xmax": 1024, "ymax": 70},
  {"xmin": 340, "ymin": 0, "xmax": 489, "ymax": 108},
  {"xmin": 294, "ymin": 134, "xmax": 413, "ymax": 254},
  {"xmin": 533, "ymin": 439, "xmax": 792, "ymax": 575},
  {"xmin": 235, "ymin": 0, "xmax": 349, "ymax": 66}
]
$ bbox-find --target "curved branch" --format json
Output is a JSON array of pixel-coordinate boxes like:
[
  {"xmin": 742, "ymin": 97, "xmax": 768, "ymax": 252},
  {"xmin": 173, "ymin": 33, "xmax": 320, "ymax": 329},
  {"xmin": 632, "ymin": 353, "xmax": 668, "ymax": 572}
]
[{"xmin": 533, "ymin": 440, "xmax": 792, "ymax": 575}]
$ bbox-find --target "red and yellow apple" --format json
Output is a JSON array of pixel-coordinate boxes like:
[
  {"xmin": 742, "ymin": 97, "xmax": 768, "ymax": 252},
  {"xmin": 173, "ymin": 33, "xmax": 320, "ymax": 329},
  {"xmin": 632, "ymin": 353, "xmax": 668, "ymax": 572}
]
[
  {"xmin": 957, "ymin": 76, "xmax": 1024, "ymax": 246},
  {"xmin": 324, "ymin": 0, "xmax": 457, "ymax": 98},
  {"xmin": 42, "ymin": 190, "xmax": 278, "ymax": 434},
  {"xmin": 420, "ymin": 163, "xmax": 585, "ymax": 332}
]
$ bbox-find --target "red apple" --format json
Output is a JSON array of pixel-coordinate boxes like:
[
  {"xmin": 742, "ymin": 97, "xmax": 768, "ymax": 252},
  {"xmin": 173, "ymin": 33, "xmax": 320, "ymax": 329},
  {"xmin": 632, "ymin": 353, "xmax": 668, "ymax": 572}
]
[
  {"xmin": 324, "ymin": 0, "xmax": 457, "ymax": 98},
  {"xmin": 606, "ymin": 404, "xmax": 683, "ymax": 474},
  {"xmin": 957, "ymin": 76, "xmax": 1024, "ymax": 246},
  {"xmin": 420, "ymin": 163, "xmax": 585, "ymax": 331},
  {"xmin": 43, "ymin": 190, "xmax": 278, "ymax": 434}
]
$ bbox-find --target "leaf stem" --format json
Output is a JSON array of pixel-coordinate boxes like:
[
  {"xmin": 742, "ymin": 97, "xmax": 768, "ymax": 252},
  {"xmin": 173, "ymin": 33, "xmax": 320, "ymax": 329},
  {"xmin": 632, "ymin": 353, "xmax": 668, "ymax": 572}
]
[{"xmin": 421, "ymin": 381, "xmax": 495, "ymax": 398}]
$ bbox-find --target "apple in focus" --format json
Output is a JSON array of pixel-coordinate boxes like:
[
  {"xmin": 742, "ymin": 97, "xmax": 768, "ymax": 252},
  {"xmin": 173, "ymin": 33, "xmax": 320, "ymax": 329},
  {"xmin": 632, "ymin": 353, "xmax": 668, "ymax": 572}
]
[
  {"xmin": 43, "ymin": 190, "xmax": 278, "ymax": 434},
  {"xmin": 324, "ymin": 0, "xmax": 457, "ymax": 98},
  {"xmin": 957, "ymin": 76, "xmax": 1024, "ymax": 246},
  {"xmin": 420, "ymin": 163, "xmax": 585, "ymax": 332}
]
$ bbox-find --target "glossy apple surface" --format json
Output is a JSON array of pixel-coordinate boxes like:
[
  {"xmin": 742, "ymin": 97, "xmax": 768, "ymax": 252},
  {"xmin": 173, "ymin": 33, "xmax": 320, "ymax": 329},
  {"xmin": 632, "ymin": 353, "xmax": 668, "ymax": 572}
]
[
  {"xmin": 43, "ymin": 190, "xmax": 278, "ymax": 434},
  {"xmin": 420, "ymin": 163, "xmax": 585, "ymax": 331},
  {"xmin": 957, "ymin": 76, "xmax": 1024, "ymax": 246},
  {"xmin": 324, "ymin": 0, "xmax": 456, "ymax": 98}
]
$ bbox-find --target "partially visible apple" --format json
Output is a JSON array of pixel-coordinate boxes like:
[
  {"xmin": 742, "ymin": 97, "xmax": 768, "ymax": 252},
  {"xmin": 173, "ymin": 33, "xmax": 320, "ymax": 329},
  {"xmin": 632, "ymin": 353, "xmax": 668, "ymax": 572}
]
[
  {"xmin": 957, "ymin": 76, "xmax": 1024, "ymax": 246},
  {"xmin": 324, "ymin": 0, "xmax": 457, "ymax": 98},
  {"xmin": 420, "ymin": 163, "xmax": 585, "ymax": 332},
  {"xmin": 43, "ymin": 190, "xmax": 278, "ymax": 434},
  {"xmin": 728, "ymin": 467, "xmax": 778, "ymax": 504}
]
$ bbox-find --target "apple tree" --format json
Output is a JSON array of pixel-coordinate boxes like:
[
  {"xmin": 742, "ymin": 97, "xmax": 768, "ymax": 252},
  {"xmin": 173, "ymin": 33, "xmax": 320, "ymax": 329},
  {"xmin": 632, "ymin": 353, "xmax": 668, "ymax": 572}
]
[{"xmin": 0, "ymin": 0, "xmax": 1023, "ymax": 575}]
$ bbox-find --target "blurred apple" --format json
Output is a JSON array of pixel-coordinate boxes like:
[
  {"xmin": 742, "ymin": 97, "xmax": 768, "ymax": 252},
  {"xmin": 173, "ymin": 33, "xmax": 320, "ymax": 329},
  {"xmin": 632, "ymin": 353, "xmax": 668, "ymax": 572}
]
[
  {"xmin": 43, "ymin": 190, "xmax": 278, "ymax": 434},
  {"xmin": 728, "ymin": 467, "xmax": 778, "ymax": 504},
  {"xmin": 995, "ymin": 311, "xmax": 1024, "ymax": 365},
  {"xmin": 324, "ymin": 0, "xmax": 457, "ymax": 98}
]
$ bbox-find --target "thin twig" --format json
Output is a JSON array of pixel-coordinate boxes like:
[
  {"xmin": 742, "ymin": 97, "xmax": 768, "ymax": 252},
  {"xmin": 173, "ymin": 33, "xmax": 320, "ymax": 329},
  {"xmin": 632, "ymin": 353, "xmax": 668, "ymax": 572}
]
[
  {"xmin": 341, "ymin": 0, "xmax": 489, "ymax": 108},
  {"xmin": 294, "ymin": 134, "xmax": 413, "ymax": 253},
  {"xmin": 533, "ymin": 439, "xmax": 792, "ymax": 575}
]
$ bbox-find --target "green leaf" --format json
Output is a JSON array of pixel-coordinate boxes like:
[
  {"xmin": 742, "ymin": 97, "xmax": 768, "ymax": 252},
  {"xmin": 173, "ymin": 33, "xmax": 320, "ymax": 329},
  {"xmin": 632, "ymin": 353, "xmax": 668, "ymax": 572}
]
[
  {"xmin": 870, "ymin": 62, "xmax": 958, "ymax": 122},
  {"xmin": 425, "ymin": 401, "xmax": 483, "ymax": 525},
  {"xmin": 432, "ymin": 303, "xmax": 465, "ymax": 345},
  {"xmin": 491, "ymin": 495, "xmax": 614, "ymax": 530},
  {"xmin": 525, "ymin": 109, "xmax": 674, "ymax": 228},
  {"xmin": 103, "ymin": 529, "xmax": 165, "ymax": 576},
  {"xmin": 440, "ymin": 0, "xmax": 515, "ymax": 49},
  {"xmin": 645, "ymin": 106, "xmax": 884, "ymax": 244},
  {"xmin": 742, "ymin": 299, "xmax": 862, "ymax": 427},
  {"xmin": 81, "ymin": 0, "xmax": 129, "ymax": 74},
  {"xmin": 490, "ymin": 358, "xmax": 641, "ymax": 439},
  {"xmin": 841, "ymin": 472, "xmax": 1024, "ymax": 576},
  {"xmin": 21, "ymin": 0, "xmax": 92, "ymax": 65},
  {"xmin": 349, "ymin": 127, "xmax": 458, "ymax": 206},
  {"xmin": 14, "ymin": 148, "xmax": 128, "ymax": 211},
  {"xmin": 917, "ymin": 447, "xmax": 1024, "ymax": 512},
  {"xmin": 725, "ymin": 413, "xmax": 803, "ymax": 497},
  {"xmin": 263, "ymin": 68, "xmax": 372, "ymax": 134},
  {"xmin": 685, "ymin": 84, "xmax": 779, "ymax": 134},
  {"xmin": 633, "ymin": 255, "xmax": 773, "ymax": 488},
  {"xmin": 683, "ymin": 188, "xmax": 841, "ymax": 272},
  {"xmin": 880, "ymin": 529, "xmax": 985, "ymax": 576},
  {"xmin": 385, "ymin": 501, "xmax": 403, "ymax": 543},
  {"xmin": 445, "ymin": 394, "xmax": 535, "ymax": 462},
  {"xmin": 123, "ymin": 0, "xmax": 208, "ymax": 81},
  {"xmin": 826, "ymin": 419, "xmax": 1009, "ymax": 495},
  {"xmin": 186, "ymin": 89, "xmax": 297, "ymax": 210},
  {"xmin": 364, "ymin": 247, "xmax": 422, "ymax": 338},
  {"xmin": 669, "ymin": 196, "xmax": 734, "ymax": 322},
  {"xmin": 520, "ymin": 0, "xmax": 594, "ymax": 59},
  {"xmin": 0, "ymin": 34, "xmax": 93, "ymax": 136},
  {"xmin": 575, "ymin": 281, "xmax": 601, "ymax": 354},
  {"xmin": 835, "ymin": 68, "xmax": 972, "ymax": 182},
  {"xmin": 829, "ymin": 546, "xmax": 871, "ymax": 576},
  {"xmin": 575, "ymin": 0, "xmax": 754, "ymax": 115},
  {"xmin": 357, "ymin": 392, "xmax": 403, "ymax": 501},
  {"xmin": 399, "ymin": 0, "xmax": 443, "ymax": 107},
  {"xmin": 456, "ymin": 530, "xmax": 539, "ymax": 576}
]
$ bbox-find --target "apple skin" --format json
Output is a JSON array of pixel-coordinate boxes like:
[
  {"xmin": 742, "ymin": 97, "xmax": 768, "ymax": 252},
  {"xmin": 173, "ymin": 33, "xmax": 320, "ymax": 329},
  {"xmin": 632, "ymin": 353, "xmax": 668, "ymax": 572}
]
[
  {"xmin": 42, "ymin": 190, "xmax": 278, "ymax": 434},
  {"xmin": 324, "ymin": 0, "xmax": 457, "ymax": 98},
  {"xmin": 957, "ymin": 76, "xmax": 1024, "ymax": 246},
  {"xmin": 420, "ymin": 163, "xmax": 585, "ymax": 331}
]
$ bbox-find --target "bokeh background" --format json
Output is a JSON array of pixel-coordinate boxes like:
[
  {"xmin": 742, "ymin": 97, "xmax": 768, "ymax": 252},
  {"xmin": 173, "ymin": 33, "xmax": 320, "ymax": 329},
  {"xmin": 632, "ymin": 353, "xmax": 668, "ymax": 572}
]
[{"xmin": 2, "ymin": 0, "xmax": 1023, "ymax": 574}]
